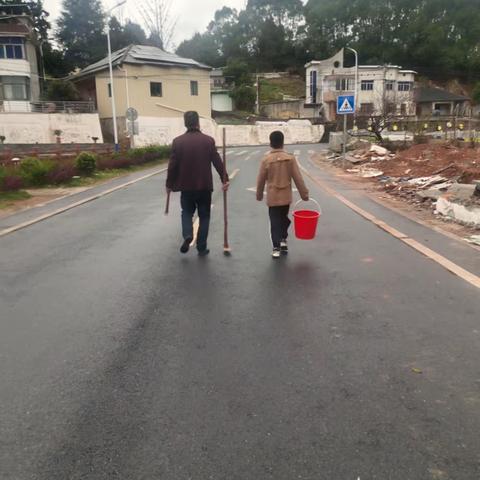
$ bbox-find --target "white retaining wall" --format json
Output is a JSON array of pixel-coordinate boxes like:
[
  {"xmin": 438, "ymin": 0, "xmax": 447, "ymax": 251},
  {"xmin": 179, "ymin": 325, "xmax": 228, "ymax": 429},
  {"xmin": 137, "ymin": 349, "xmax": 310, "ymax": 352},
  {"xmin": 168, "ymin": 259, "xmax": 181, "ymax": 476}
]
[
  {"xmin": 134, "ymin": 117, "xmax": 324, "ymax": 147},
  {"xmin": 0, "ymin": 113, "xmax": 103, "ymax": 144}
]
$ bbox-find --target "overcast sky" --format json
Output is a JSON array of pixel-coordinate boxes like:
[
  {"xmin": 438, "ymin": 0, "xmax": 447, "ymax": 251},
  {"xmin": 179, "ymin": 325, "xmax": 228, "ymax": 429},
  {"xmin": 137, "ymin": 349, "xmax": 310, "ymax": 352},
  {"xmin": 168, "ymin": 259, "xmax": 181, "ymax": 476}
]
[{"xmin": 43, "ymin": 0, "xmax": 248, "ymax": 48}]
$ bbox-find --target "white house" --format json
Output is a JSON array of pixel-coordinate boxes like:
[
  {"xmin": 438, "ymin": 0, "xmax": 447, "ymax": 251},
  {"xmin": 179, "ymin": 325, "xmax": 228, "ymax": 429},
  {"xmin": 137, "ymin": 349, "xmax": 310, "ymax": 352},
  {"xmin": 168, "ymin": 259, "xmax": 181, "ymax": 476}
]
[
  {"xmin": 0, "ymin": 7, "xmax": 41, "ymax": 112},
  {"xmin": 305, "ymin": 49, "xmax": 416, "ymax": 122}
]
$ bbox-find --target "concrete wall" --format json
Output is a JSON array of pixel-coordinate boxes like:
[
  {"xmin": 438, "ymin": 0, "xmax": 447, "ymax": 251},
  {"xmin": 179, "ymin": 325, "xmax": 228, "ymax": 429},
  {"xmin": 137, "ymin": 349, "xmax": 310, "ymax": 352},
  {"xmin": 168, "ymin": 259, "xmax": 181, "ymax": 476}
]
[
  {"xmin": 262, "ymin": 100, "xmax": 318, "ymax": 120},
  {"xmin": 211, "ymin": 91, "xmax": 233, "ymax": 112},
  {"xmin": 94, "ymin": 64, "xmax": 212, "ymax": 120},
  {"xmin": 0, "ymin": 113, "xmax": 104, "ymax": 143},
  {"xmin": 132, "ymin": 117, "xmax": 324, "ymax": 147}
]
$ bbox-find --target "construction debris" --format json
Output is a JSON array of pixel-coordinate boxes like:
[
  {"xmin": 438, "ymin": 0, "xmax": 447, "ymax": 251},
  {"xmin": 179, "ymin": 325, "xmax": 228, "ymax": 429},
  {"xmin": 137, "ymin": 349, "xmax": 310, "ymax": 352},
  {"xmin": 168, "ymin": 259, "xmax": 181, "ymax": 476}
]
[
  {"xmin": 467, "ymin": 235, "xmax": 480, "ymax": 246},
  {"xmin": 330, "ymin": 140, "xmax": 480, "ymax": 228}
]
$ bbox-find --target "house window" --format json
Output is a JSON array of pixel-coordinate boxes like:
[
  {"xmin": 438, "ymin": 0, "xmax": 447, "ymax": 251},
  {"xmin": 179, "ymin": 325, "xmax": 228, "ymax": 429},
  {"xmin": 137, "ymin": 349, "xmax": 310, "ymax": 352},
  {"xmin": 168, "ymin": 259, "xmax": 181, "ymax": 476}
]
[
  {"xmin": 361, "ymin": 80, "xmax": 374, "ymax": 91},
  {"xmin": 387, "ymin": 103, "xmax": 396, "ymax": 114},
  {"xmin": 401, "ymin": 103, "xmax": 407, "ymax": 115},
  {"xmin": 0, "ymin": 76, "xmax": 30, "ymax": 100},
  {"xmin": 398, "ymin": 82, "xmax": 412, "ymax": 92},
  {"xmin": 335, "ymin": 78, "xmax": 354, "ymax": 91},
  {"xmin": 107, "ymin": 83, "xmax": 111, "ymax": 97},
  {"xmin": 0, "ymin": 37, "xmax": 25, "ymax": 59},
  {"xmin": 360, "ymin": 103, "xmax": 374, "ymax": 114},
  {"xmin": 213, "ymin": 78, "xmax": 223, "ymax": 88},
  {"xmin": 386, "ymin": 80, "xmax": 395, "ymax": 91},
  {"xmin": 150, "ymin": 82, "xmax": 163, "ymax": 97},
  {"xmin": 190, "ymin": 80, "xmax": 199, "ymax": 96}
]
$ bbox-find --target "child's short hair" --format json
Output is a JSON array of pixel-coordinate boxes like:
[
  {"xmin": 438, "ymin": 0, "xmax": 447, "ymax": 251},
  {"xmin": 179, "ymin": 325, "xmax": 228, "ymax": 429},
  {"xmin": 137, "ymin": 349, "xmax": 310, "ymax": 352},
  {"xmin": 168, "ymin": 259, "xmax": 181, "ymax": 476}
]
[{"xmin": 270, "ymin": 131, "xmax": 284, "ymax": 149}]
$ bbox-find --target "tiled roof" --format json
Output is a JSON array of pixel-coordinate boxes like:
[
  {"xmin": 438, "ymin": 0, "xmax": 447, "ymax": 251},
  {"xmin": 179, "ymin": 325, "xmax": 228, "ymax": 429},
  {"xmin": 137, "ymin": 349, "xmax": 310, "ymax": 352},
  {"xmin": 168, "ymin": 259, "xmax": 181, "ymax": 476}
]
[
  {"xmin": 415, "ymin": 86, "xmax": 470, "ymax": 103},
  {"xmin": 72, "ymin": 44, "xmax": 211, "ymax": 80}
]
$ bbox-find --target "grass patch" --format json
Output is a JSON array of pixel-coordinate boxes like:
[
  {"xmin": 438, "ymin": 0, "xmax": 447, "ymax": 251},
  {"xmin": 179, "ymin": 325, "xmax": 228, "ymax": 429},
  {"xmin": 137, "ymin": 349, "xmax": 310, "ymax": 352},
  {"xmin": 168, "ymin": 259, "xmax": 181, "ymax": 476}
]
[
  {"xmin": 260, "ymin": 76, "xmax": 306, "ymax": 103},
  {"xmin": 0, "ymin": 190, "xmax": 31, "ymax": 209}
]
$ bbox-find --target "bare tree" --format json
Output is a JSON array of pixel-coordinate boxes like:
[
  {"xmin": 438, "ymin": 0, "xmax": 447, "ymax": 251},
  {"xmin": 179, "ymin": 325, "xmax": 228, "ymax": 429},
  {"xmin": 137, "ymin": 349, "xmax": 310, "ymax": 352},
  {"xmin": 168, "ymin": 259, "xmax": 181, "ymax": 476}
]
[{"xmin": 138, "ymin": 0, "xmax": 177, "ymax": 51}]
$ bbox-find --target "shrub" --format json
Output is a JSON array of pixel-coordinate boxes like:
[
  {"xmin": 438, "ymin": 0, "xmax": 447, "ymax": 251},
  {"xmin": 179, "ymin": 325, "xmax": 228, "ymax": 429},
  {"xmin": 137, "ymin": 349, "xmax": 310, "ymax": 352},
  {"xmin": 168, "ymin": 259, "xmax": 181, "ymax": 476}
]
[
  {"xmin": 2, "ymin": 175, "xmax": 24, "ymax": 191},
  {"xmin": 98, "ymin": 156, "xmax": 132, "ymax": 170},
  {"xmin": 75, "ymin": 152, "xmax": 97, "ymax": 176},
  {"xmin": 19, "ymin": 157, "xmax": 56, "ymax": 186},
  {"xmin": 127, "ymin": 145, "xmax": 171, "ymax": 164},
  {"xmin": 46, "ymin": 164, "xmax": 76, "ymax": 184}
]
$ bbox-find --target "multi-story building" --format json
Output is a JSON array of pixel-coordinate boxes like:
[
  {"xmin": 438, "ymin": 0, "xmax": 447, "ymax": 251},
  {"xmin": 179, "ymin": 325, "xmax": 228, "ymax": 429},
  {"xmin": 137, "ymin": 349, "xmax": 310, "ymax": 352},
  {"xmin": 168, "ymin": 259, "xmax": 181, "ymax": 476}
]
[
  {"xmin": 305, "ymin": 49, "xmax": 416, "ymax": 122},
  {"xmin": 0, "ymin": 7, "xmax": 41, "ymax": 112}
]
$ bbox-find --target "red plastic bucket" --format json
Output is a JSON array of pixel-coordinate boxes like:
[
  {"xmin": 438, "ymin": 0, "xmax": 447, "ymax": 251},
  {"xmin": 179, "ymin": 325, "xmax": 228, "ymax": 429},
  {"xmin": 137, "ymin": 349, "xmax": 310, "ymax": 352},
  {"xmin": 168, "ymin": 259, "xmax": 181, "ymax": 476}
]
[{"xmin": 293, "ymin": 199, "xmax": 321, "ymax": 240}]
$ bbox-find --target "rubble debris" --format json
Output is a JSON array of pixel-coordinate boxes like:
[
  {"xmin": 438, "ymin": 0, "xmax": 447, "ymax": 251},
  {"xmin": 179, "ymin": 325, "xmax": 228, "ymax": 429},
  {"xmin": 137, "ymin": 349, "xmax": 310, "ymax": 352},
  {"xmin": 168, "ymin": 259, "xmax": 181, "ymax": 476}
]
[
  {"xmin": 466, "ymin": 235, "xmax": 480, "ymax": 246},
  {"xmin": 370, "ymin": 144, "xmax": 389, "ymax": 156},
  {"xmin": 360, "ymin": 168, "xmax": 384, "ymax": 178},
  {"xmin": 436, "ymin": 197, "xmax": 480, "ymax": 227},
  {"xmin": 407, "ymin": 175, "xmax": 448, "ymax": 188}
]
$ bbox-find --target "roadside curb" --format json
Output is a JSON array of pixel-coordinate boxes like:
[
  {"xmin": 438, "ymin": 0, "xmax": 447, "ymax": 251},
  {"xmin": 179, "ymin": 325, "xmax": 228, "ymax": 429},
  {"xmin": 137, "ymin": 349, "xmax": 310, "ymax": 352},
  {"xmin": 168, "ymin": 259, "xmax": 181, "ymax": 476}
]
[{"xmin": 0, "ymin": 168, "xmax": 167, "ymax": 238}]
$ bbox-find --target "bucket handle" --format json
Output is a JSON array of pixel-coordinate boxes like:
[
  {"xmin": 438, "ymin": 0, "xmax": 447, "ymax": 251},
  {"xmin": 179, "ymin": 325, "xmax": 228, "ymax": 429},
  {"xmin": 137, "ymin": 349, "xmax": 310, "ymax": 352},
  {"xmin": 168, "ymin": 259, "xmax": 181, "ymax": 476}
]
[{"xmin": 294, "ymin": 198, "xmax": 322, "ymax": 214}]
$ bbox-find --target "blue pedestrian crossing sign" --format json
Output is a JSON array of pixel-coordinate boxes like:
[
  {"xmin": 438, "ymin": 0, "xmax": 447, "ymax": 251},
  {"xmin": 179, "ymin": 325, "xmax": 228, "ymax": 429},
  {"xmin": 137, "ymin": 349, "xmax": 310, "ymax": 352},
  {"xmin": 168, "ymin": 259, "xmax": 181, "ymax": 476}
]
[{"xmin": 337, "ymin": 95, "xmax": 355, "ymax": 114}]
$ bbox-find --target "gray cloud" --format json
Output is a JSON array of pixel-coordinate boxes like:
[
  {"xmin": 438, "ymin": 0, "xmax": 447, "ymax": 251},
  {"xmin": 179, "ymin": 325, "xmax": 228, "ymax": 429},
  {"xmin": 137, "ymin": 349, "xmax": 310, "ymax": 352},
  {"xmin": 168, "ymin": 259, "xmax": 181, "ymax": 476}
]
[{"xmin": 43, "ymin": 0, "xmax": 247, "ymax": 47}]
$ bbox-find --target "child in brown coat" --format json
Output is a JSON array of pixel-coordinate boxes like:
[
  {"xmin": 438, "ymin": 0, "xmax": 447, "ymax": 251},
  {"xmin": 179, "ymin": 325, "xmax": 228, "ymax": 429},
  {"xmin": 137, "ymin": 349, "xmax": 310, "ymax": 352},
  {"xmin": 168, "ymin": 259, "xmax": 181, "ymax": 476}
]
[{"xmin": 256, "ymin": 131, "xmax": 309, "ymax": 258}]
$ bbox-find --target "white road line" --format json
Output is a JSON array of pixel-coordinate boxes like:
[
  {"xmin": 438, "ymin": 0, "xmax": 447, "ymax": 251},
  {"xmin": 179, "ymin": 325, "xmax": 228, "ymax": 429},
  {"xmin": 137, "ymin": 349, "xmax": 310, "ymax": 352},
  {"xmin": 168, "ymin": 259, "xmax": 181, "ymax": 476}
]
[
  {"xmin": 235, "ymin": 150, "xmax": 248, "ymax": 156},
  {"xmin": 304, "ymin": 170, "xmax": 480, "ymax": 290}
]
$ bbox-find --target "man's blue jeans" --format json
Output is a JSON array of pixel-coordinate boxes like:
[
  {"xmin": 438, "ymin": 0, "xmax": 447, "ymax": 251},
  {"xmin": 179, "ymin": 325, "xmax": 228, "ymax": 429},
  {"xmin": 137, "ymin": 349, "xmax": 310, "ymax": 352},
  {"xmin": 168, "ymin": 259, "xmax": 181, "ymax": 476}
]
[{"xmin": 181, "ymin": 191, "xmax": 212, "ymax": 252}]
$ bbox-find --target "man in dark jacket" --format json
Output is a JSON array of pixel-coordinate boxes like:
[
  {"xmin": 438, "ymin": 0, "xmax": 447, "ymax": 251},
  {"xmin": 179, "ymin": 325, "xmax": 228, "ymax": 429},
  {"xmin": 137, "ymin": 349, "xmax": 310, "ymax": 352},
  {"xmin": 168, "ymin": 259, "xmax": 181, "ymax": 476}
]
[{"xmin": 166, "ymin": 111, "xmax": 229, "ymax": 256}]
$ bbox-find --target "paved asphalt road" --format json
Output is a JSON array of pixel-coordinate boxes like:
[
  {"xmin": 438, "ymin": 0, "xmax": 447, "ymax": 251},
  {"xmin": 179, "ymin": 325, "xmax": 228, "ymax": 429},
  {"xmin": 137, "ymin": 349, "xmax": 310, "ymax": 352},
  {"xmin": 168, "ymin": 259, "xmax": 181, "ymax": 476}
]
[{"xmin": 1, "ymin": 144, "xmax": 479, "ymax": 480}]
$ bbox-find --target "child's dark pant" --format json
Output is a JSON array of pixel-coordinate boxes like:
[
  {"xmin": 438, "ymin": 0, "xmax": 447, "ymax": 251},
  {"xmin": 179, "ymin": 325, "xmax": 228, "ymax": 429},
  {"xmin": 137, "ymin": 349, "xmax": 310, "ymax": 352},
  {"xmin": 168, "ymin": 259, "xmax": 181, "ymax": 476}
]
[{"xmin": 269, "ymin": 205, "xmax": 291, "ymax": 248}]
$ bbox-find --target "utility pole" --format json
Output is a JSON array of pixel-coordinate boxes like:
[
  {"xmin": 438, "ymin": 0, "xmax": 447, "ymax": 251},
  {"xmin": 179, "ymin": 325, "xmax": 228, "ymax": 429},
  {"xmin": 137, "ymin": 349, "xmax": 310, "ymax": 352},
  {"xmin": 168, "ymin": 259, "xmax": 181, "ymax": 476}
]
[
  {"xmin": 256, "ymin": 74, "xmax": 260, "ymax": 115},
  {"xmin": 106, "ymin": 0, "xmax": 127, "ymax": 152}
]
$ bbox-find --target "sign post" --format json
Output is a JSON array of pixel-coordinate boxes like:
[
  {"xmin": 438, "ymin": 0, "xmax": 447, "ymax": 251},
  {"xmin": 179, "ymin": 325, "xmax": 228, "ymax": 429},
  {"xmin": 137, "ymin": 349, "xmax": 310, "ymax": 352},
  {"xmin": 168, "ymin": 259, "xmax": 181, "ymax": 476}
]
[
  {"xmin": 337, "ymin": 95, "xmax": 355, "ymax": 165},
  {"xmin": 126, "ymin": 107, "xmax": 138, "ymax": 148}
]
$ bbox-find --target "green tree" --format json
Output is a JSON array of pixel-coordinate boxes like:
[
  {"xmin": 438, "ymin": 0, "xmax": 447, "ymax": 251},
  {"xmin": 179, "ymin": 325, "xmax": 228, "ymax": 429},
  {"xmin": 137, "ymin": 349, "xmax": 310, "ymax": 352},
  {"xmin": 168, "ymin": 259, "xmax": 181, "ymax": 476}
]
[
  {"xmin": 230, "ymin": 85, "xmax": 256, "ymax": 112},
  {"xmin": 109, "ymin": 17, "xmax": 147, "ymax": 51},
  {"xmin": 44, "ymin": 80, "xmax": 79, "ymax": 101},
  {"xmin": 223, "ymin": 59, "xmax": 252, "ymax": 86},
  {"xmin": 57, "ymin": 0, "xmax": 107, "ymax": 70},
  {"xmin": 176, "ymin": 33, "xmax": 222, "ymax": 67},
  {"xmin": 472, "ymin": 82, "xmax": 480, "ymax": 105}
]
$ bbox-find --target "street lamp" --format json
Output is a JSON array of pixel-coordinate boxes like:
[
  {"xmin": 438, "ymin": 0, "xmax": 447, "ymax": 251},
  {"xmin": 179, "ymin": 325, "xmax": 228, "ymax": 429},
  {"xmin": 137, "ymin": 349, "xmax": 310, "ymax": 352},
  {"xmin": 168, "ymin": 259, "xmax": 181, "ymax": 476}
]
[
  {"xmin": 347, "ymin": 47, "xmax": 358, "ymax": 117},
  {"xmin": 106, "ymin": 0, "xmax": 126, "ymax": 151}
]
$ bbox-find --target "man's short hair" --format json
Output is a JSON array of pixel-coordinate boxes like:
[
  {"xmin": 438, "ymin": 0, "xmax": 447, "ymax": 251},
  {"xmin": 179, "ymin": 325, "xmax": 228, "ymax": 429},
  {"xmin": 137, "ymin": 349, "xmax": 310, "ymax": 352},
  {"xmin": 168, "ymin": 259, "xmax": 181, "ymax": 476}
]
[
  {"xmin": 270, "ymin": 130, "xmax": 284, "ymax": 149},
  {"xmin": 184, "ymin": 111, "xmax": 200, "ymax": 130}
]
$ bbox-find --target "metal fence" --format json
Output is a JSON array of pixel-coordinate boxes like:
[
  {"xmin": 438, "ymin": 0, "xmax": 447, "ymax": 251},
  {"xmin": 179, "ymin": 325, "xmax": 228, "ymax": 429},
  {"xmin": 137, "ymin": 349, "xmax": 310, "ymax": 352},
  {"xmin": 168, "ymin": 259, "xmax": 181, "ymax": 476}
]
[{"xmin": 0, "ymin": 101, "xmax": 96, "ymax": 114}]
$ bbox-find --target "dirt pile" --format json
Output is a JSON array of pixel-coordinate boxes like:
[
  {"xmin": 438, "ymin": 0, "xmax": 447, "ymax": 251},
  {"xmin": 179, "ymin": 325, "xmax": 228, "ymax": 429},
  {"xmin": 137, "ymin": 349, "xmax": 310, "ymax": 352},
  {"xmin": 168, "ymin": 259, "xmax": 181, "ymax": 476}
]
[{"xmin": 376, "ymin": 143, "xmax": 480, "ymax": 181}]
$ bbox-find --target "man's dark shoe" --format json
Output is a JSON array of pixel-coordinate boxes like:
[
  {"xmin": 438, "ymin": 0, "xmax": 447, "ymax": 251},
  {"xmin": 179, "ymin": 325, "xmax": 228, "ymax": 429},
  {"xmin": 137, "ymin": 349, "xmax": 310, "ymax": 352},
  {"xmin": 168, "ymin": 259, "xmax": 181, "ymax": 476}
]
[
  {"xmin": 280, "ymin": 240, "xmax": 288, "ymax": 254},
  {"xmin": 180, "ymin": 237, "xmax": 193, "ymax": 254},
  {"xmin": 198, "ymin": 249, "xmax": 210, "ymax": 257}
]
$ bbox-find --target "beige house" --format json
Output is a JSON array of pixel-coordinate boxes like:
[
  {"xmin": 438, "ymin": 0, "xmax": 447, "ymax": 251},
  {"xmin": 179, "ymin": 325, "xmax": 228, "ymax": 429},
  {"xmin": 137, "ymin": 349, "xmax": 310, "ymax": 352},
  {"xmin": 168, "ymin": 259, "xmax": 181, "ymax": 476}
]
[
  {"xmin": 305, "ymin": 49, "xmax": 416, "ymax": 122},
  {"xmin": 72, "ymin": 45, "xmax": 212, "ymax": 142}
]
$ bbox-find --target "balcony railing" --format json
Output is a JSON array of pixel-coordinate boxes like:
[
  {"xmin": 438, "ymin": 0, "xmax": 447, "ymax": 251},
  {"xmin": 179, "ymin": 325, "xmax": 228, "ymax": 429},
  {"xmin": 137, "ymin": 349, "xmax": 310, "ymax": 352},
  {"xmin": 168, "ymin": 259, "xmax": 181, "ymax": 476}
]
[{"xmin": 0, "ymin": 100, "xmax": 96, "ymax": 114}]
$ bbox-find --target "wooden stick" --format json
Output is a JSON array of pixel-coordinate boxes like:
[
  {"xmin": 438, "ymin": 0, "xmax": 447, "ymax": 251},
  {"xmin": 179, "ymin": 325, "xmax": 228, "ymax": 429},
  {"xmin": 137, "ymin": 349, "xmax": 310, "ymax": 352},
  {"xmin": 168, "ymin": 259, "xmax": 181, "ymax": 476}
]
[
  {"xmin": 164, "ymin": 190, "xmax": 171, "ymax": 215},
  {"xmin": 222, "ymin": 128, "xmax": 231, "ymax": 254}
]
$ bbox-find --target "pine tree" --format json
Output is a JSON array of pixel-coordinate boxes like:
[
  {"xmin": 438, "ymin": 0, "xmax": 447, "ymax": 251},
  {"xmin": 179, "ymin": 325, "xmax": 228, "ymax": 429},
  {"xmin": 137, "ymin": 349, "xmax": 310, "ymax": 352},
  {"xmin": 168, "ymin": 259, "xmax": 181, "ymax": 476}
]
[{"xmin": 57, "ymin": 0, "xmax": 107, "ymax": 70}]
